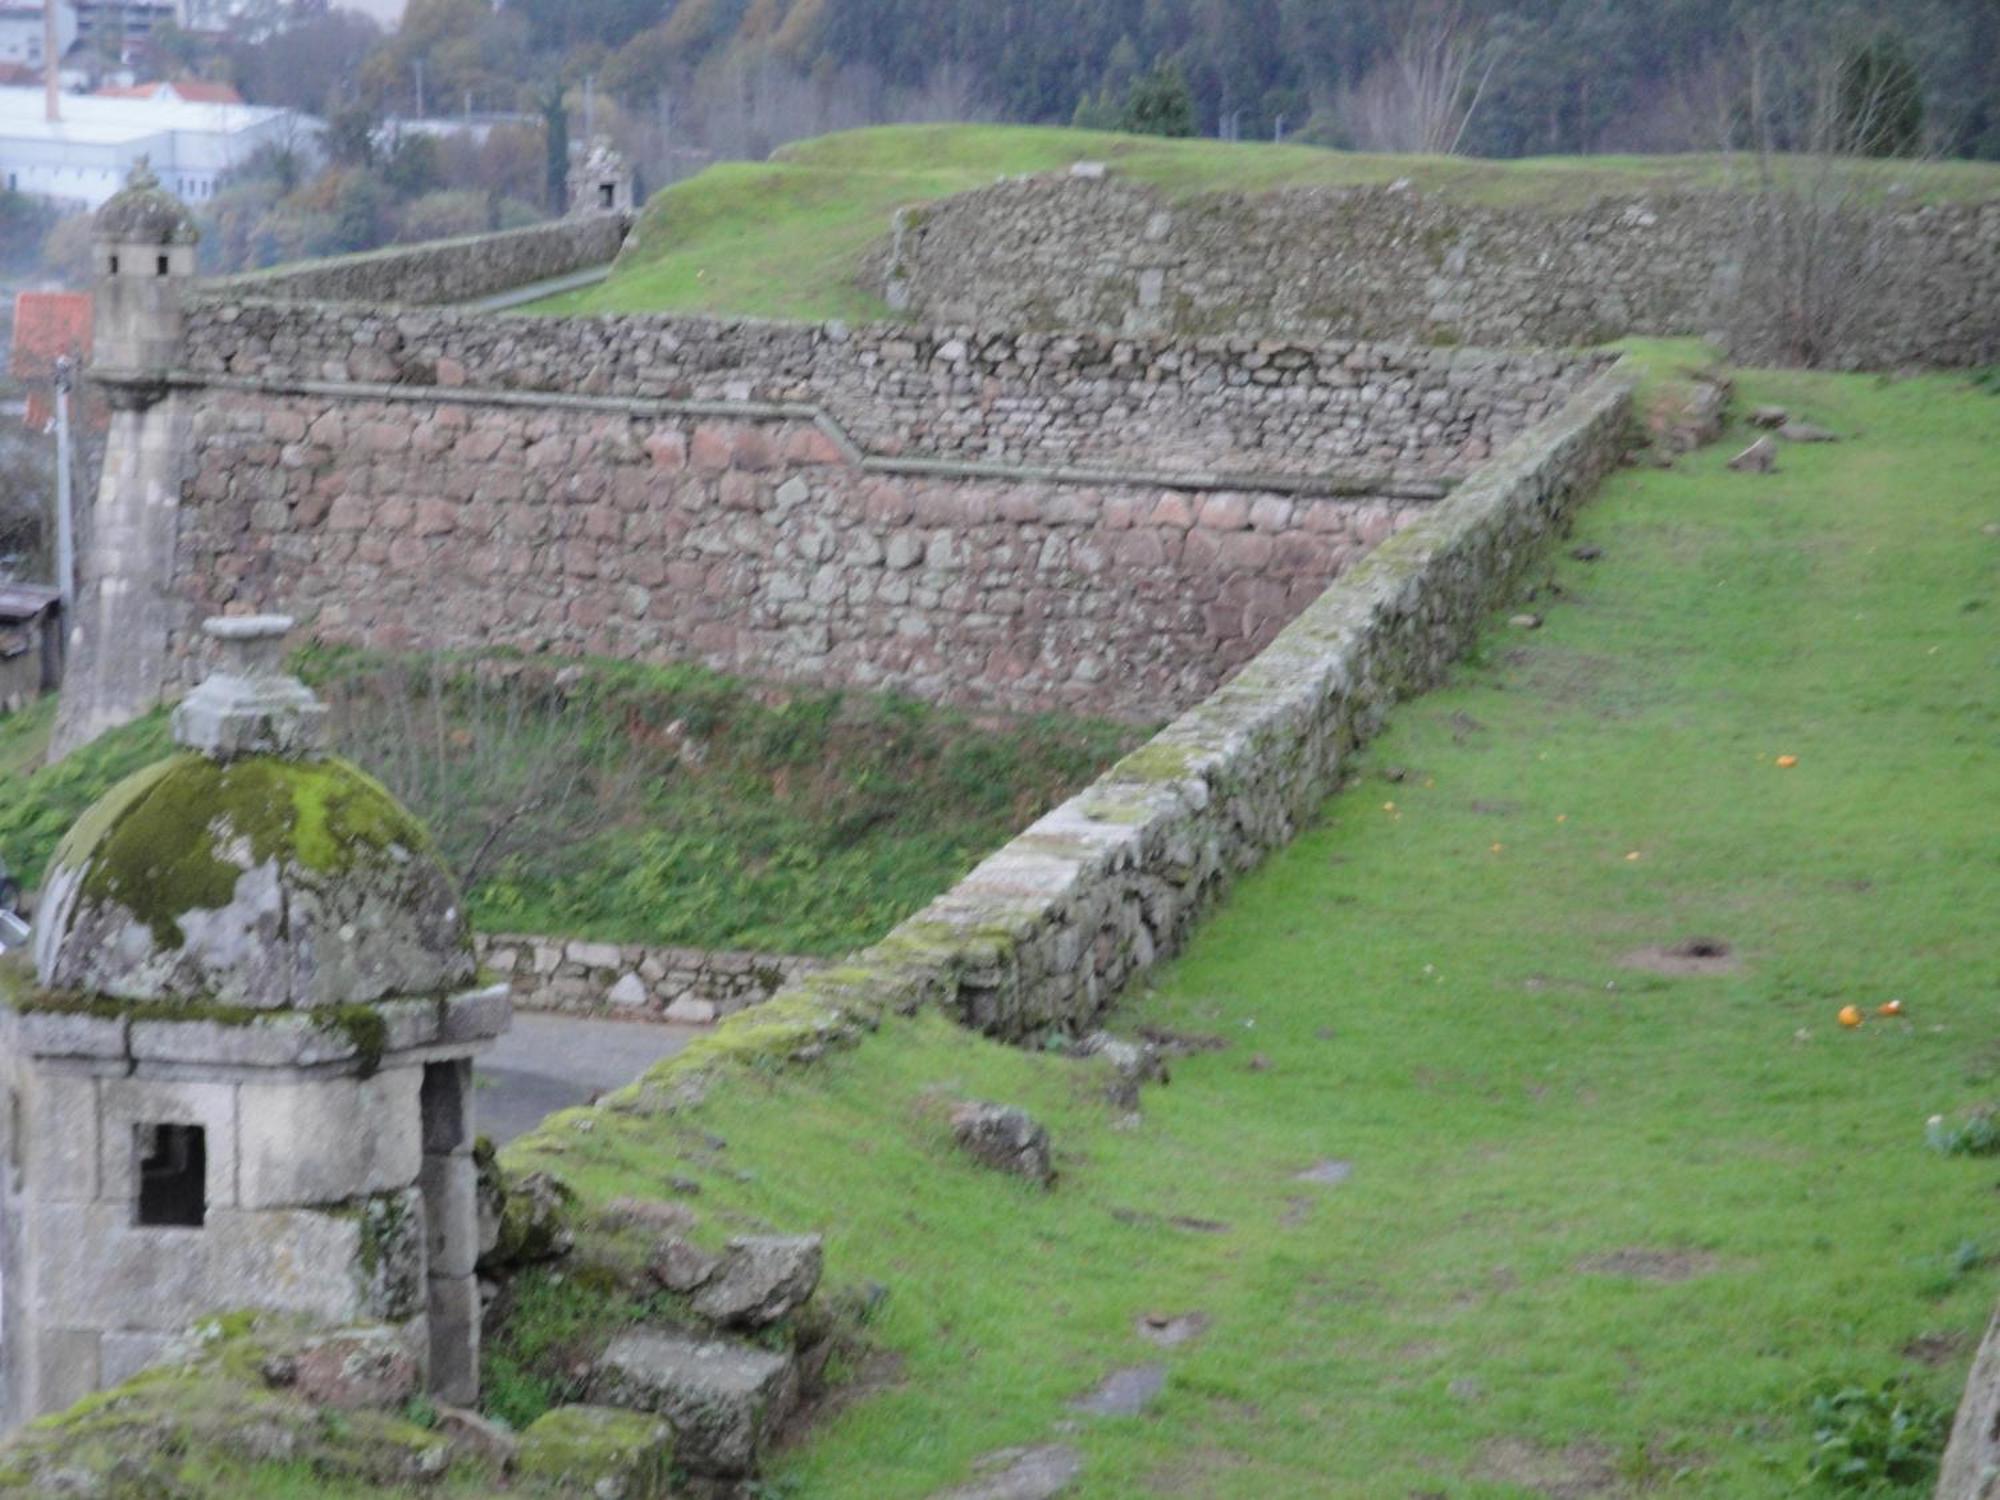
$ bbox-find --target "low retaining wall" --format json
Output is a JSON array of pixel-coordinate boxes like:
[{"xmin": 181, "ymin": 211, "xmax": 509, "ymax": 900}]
[
  {"xmin": 669, "ymin": 358, "xmax": 1632, "ymax": 1052},
  {"xmin": 203, "ymin": 215, "xmax": 631, "ymax": 309},
  {"xmin": 474, "ymin": 933, "xmax": 827, "ymax": 1024}
]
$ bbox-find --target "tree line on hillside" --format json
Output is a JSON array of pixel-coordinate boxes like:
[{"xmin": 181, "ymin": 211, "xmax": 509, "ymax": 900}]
[
  {"xmin": 4, "ymin": 0, "xmax": 1993, "ymax": 290},
  {"xmin": 339, "ymin": 0, "xmax": 1995, "ymax": 160}
]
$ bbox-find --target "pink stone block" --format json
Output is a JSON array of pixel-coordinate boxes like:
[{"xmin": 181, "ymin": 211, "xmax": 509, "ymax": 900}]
[
  {"xmin": 646, "ymin": 431, "xmax": 688, "ymax": 471},
  {"xmin": 1196, "ymin": 493, "xmax": 1251, "ymax": 531},
  {"xmin": 689, "ymin": 423, "xmax": 732, "ymax": 473}
]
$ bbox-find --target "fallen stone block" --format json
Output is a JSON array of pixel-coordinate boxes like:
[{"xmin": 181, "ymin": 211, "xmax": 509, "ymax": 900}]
[
  {"xmin": 1069, "ymin": 1363, "xmax": 1167, "ymax": 1417},
  {"xmin": 1077, "ymin": 1032, "xmax": 1168, "ymax": 1109},
  {"xmin": 690, "ymin": 1234, "xmax": 823, "ymax": 1328},
  {"xmin": 515, "ymin": 1404, "xmax": 676, "ymax": 1500},
  {"xmin": 482, "ymin": 1170, "xmax": 575, "ymax": 1272},
  {"xmin": 434, "ymin": 1405, "xmax": 517, "ymax": 1468},
  {"xmin": 1727, "ymin": 436, "xmax": 1777, "ymax": 473},
  {"xmin": 648, "ymin": 1235, "xmax": 723, "ymax": 1294},
  {"xmin": 260, "ymin": 1324, "xmax": 423, "ymax": 1411},
  {"xmin": 589, "ymin": 1328, "xmax": 799, "ymax": 1477},
  {"xmin": 1778, "ymin": 420, "xmax": 1839, "ymax": 443},
  {"xmin": 951, "ymin": 1102, "xmax": 1055, "ymax": 1187},
  {"xmin": 1748, "ymin": 405, "xmax": 1789, "ymax": 428}
]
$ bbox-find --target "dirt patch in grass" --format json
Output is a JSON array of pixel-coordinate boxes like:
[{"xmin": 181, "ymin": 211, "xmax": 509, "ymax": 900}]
[
  {"xmin": 1473, "ymin": 1437, "xmax": 1627, "ymax": 1498},
  {"xmin": 1575, "ymin": 1247, "xmax": 1725, "ymax": 1283},
  {"xmin": 1902, "ymin": 1330, "xmax": 1971, "ymax": 1367},
  {"xmin": 1136, "ymin": 1311, "xmax": 1210, "ymax": 1349},
  {"xmin": 1619, "ymin": 938, "xmax": 1741, "ymax": 977},
  {"xmin": 1143, "ymin": 1445, "xmax": 1263, "ymax": 1497},
  {"xmin": 1136, "ymin": 1024, "xmax": 1232, "ymax": 1056},
  {"xmin": 777, "ymin": 1347, "xmax": 908, "ymax": 1450}
]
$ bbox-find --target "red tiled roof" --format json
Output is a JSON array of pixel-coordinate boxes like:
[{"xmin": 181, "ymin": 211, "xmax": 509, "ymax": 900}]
[
  {"xmin": 95, "ymin": 78, "xmax": 244, "ymax": 105},
  {"xmin": 171, "ymin": 80, "xmax": 244, "ymax": 105},
  {"xmin": 10, "ymin": 290, "xmax": 92, "ymax": 383}
]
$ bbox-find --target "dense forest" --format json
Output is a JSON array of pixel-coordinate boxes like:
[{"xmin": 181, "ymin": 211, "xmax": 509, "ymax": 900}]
[{"xmin": 314, "ymin": 0, "xmax": 2000, "ymax": 161}]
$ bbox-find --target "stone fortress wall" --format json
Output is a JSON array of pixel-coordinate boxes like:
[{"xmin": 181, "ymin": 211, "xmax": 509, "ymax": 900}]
[
  {"xmin": 880, "ymin": 172, "xmax": 2000, "ymax": 369},
  {"xmin": 142, "ymin": 295, "xmax": 1601, "ymax": 722},
  {"xmin": 687, "ymin": 362, "xmax": 1635, "ymax": 1045},
  {"xmin": 472, "ymin": 933, "xmax": 828, "ymax": 1024},
  {"xmin": 202, "ymin": 214, "xmax": 632, "ymax": 309}
]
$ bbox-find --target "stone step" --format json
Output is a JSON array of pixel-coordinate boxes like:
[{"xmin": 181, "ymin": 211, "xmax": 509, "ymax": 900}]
[{"xmin": 588, "ymin": 1327, "xmax": 798, "ymax": 1478}]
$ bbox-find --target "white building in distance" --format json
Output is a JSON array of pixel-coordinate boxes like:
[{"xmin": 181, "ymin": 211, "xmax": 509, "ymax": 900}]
[
  {"xmin": 0, "ymin": 84, "xmax": 316, "ymax": 207},
  {"xmin": 0, "ymin": 1, "xmax": 77, "ymax": 72}
]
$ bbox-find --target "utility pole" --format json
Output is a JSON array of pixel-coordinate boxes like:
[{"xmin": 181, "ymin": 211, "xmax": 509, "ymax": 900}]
[
  {"xmin": 1274, "ymin": 114, "xmax": 1286, "ymax": 144},
  {"xmin": 43, "ymin": 0, "xmax": 59, "ymax": 123},
  {"xmin": 412, "ymin": 57, "xmax": 425, "ymax": 117},
  {"xmin": 53, "ymin": 356, "xmax": 76, "ymax": 619},
  {"xmin": 583, "ymin": 73, "xmax": 595, "ymax": 141}
]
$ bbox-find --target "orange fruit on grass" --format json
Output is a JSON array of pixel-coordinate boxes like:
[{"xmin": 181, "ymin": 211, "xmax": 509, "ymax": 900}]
[{"xmin": 1837, "ymin": 1005, "xmax": 1864, "ymax": 1028}]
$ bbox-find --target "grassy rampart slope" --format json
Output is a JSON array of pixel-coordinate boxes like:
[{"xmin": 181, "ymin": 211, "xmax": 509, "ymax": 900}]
[
  {"xmin": 501, "ymin": 361, "xmax": 2000, "ymax": 1496},
  {"xmin": 537, "ymin": 124, "xmax": 2000, "ymax": 322}
]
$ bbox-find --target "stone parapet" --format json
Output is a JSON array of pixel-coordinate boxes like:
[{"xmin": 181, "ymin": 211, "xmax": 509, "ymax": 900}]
[
  {"xmin": 623, "ymin": 359, "xmax": 1634, "ymax": 1052},
  {"xmin": 202, "ymin": 215, "xmax": 631, "ymax": 309},
  {"xmin": 882, "ymin": 174, "xmax": 2000, "ymax": 370}
]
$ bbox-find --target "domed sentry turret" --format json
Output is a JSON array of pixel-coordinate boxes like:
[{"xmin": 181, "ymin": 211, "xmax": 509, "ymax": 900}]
[
  {"xmin": 0, "ymin": 617, "xmax": 510, "ymax": 1430},
  {"xmin": 35, "ymin": 617, "xmax": 474, "ymax": 1007},
  {"xmin": 90, "ymin": 158, "xmax": 199, "ymax": 375}
]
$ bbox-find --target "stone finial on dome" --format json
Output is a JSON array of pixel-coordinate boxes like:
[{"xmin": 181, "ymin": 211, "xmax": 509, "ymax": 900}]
[
  {"xmin": 93, "ymin": 156, "xmax": 200, "ymax": 246},
  {"xmin": 172, "ymin": 616, "xmax": 329, "ymax": 760}
]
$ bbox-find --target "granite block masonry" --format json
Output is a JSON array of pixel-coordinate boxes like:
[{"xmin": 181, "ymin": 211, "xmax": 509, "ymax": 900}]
[
  {"xmin": 644, "ymin": 360, "xmax": 1636, "ymax": 1052},
  {"xmin": 63, "ymin": 259, "xmax": 1601, "ymax": 742},
  {"xmin": 881, "ymin": 172, "xmax": 2000, "ymax": 369}
]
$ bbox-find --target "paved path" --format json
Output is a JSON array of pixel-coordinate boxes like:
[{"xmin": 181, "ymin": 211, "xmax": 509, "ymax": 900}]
[{"xmin": 476, "ymin": 1011, "xmax": 701, "ymax": 1145}]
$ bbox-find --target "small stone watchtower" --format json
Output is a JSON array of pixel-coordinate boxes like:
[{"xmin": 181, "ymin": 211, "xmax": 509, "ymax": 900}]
[
  {"xmin": 569, "ymin": 136, "xmax": 635, "ymax": 216},
  {"xmin": 90, "ymin": 158, "xmax": 198, "ymax": 376},
  {"xmin": 0, "ymin": 618, "xmax": 510, "ymax": 1431}
]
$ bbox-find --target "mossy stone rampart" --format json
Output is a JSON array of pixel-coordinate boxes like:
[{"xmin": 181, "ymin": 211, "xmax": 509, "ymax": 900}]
[{"xmin": 34, "ymin": 752, "xmax": 474, "ymax": 1009}]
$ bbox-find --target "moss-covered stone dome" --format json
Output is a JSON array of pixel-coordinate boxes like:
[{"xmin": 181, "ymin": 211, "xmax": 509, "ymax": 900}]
[
  {"xmin": 34, "ymin": 616, "xmax": 474, "ymax": 1009},
  {"xmin": 35, "ymin": 751, "xmax": 473, "ymax": 1009},
  {"xmin": 93, "ymin": 159, "xmax": 199, "ymax": 246}
]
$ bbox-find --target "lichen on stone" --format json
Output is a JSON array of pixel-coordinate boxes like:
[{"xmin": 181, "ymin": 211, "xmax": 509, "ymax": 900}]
[{"xmin": 37, "ymin": 751, "xmax": 474, "ymax": 1009}]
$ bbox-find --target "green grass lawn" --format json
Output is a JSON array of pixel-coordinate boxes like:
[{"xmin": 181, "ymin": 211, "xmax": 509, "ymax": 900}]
[
  {"xmin": 0, "ymin": 661, "xmax": 1142, "ymax": 957},
  {"xmin": 506, "ymin": 363, "xmax": 2000, "ymax": 1497},
  {"xmin": 534, "ymin": 124, "xmax": 2000, "ymax": 322}
]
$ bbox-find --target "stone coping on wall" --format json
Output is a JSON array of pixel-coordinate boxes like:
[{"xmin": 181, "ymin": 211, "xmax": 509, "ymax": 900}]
[
  {"xmin": 511, "ymin": 358, "xmax": 1636, "ymax": 1148},
  {"xmin": 473, "ymin": 934, "xmax": 827, "ymax": 1026}
]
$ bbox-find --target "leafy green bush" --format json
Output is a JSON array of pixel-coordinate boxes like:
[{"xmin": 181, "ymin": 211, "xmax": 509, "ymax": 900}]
[{"xmin": 1803, "ymin": 1379, "xmax": 1947, "ymax": 1491}]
